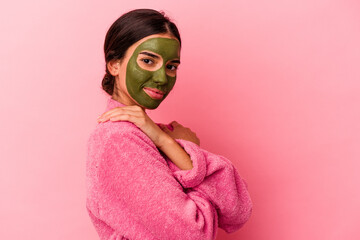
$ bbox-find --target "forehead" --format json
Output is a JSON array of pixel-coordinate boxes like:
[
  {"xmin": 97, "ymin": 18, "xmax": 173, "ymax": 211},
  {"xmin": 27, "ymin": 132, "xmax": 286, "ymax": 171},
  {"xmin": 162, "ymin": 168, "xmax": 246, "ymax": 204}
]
[{"xmin": 134, "ymin": 37, "xmax": 180, "ymax": 58}]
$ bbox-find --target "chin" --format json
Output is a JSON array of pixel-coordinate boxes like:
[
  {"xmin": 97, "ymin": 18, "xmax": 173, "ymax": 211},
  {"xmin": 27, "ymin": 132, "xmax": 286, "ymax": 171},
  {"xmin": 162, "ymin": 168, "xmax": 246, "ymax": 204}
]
[
  {"xmin": 134, "ymin": 100, "xmax": 161, "ymax": 110},
  {"xmin": 133, "ymin": 95, "xmax": 166, "ymax": 110},
  {"xmin": 144, "ymin": 103, "xmax": 160, "ymax": 110}
]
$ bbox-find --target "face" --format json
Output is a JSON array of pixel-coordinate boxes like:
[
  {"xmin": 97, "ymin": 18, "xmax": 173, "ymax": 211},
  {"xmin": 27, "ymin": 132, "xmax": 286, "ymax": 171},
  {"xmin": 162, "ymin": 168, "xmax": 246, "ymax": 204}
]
[{"xmin": 111, "ymin": 34, "xmax": 181, "ymax": 109}]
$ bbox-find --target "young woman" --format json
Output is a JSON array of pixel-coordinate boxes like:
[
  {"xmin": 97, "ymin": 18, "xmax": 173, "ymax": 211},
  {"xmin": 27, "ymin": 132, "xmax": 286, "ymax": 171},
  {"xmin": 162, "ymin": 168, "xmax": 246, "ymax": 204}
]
[{"xmin": 86, "ymin": 9, "xmax": 252, "ymax": 240}]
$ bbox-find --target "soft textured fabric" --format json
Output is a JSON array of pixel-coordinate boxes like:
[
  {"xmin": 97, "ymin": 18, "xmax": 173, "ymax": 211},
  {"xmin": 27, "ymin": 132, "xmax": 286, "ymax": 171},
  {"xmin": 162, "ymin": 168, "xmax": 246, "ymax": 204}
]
[{"xmin": 86, "ymin": 96, "xmax": 252, "ymax": 240}]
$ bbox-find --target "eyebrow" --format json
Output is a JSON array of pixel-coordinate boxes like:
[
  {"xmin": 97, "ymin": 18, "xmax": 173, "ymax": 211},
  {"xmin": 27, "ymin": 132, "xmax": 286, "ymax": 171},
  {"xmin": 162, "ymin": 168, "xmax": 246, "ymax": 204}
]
[
  {"xmin": 139, "ymin": 51, "xmax": 160, "ymax": 59},
  {"xmin": 139, "ymin": 51, "xmax": 180, "ymax": 64},
  {"xmin": 170, "ymin": 59, "xmax": 181, "ymax": 64}
]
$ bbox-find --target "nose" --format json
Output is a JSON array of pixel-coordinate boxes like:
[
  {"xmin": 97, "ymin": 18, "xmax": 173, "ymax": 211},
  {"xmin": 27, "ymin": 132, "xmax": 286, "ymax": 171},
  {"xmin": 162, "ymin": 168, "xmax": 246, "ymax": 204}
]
[{"xmin": 152, "ymin": 66, "xmax": 168, "ymax": 85}]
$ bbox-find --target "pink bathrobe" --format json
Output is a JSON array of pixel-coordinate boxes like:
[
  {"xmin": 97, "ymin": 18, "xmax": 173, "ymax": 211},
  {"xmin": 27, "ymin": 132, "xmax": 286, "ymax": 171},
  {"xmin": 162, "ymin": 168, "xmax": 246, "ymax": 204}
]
[{"xmin": 86, "ymin": 97, "xmax": 252, "ymax": 240}]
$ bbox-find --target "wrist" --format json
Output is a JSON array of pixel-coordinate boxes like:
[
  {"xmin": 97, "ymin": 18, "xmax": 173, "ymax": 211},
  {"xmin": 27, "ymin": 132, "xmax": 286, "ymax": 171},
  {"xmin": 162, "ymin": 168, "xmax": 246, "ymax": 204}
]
[{"xmin": 157, "ymin": 132, "xmax": 175, "ymax": 149}]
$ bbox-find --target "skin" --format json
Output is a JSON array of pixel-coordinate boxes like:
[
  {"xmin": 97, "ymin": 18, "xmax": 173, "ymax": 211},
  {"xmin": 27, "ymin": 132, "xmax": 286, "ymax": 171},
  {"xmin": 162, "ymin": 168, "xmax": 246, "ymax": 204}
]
[
  {"xmin": 126, "ymin": 37, "xmax": 180, "ymax": 109},
  {"xmin": 97, "ymin": 33, "xmax": 200, "ymax": 170}
]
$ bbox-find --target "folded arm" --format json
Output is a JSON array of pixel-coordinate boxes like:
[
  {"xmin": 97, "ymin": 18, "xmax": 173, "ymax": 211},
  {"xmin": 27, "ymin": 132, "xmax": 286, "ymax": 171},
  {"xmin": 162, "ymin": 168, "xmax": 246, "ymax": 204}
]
[
  {"xmin": 91, "ymin": 129, "xmax": 219, "ymax": 240},
  {"xmin": 165, "ymin": 139, "xmax": 253, "ymax": 233}
]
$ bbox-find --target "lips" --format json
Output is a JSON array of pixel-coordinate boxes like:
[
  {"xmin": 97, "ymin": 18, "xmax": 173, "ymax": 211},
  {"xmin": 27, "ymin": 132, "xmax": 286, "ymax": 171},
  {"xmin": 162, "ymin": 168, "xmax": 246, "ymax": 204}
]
[
  {"xmin": 144, "ymin": 87, "xmax": 165, "ymax": 94},
  {"xmin": 143, "ymin": 87, "xmax": 165, "ymax": 100}
]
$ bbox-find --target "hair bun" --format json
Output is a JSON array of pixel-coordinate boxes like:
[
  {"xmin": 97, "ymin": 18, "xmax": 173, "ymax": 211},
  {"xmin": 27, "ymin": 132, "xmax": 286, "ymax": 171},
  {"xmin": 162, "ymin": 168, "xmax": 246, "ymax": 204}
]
[{"xmin": 102, "ymin": 72, "xmax": 115, "ymax": 95}]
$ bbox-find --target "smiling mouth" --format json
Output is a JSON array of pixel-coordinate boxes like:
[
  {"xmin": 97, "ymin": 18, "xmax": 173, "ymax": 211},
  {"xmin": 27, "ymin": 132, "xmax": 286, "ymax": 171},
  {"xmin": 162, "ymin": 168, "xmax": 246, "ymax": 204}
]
[
  {"xmin": 144, "ymin": 87, "xmax": 165, "ymax": 94},
  {"xmin": 143, "ymin": 87, "xmax": 165, "ymax": 100}
]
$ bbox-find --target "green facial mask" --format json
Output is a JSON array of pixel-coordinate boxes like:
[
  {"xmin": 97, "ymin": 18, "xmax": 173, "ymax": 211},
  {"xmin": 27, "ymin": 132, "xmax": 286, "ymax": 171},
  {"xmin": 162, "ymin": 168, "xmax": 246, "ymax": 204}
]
[{"xmin": 126, "ymin": 37, "xmax": 180, "ymax": 109}]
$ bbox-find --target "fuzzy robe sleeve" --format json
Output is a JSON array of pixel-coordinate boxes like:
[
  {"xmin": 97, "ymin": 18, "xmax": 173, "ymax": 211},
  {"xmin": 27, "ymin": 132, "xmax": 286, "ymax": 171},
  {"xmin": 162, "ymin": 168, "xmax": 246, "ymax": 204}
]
[
  {"xmin": 87, "ymin": 122, "xmax": 219, "ymax": 240},
  {"xmin": 164, "ymin": 139, "xmax": 253, "ymax": 233}
]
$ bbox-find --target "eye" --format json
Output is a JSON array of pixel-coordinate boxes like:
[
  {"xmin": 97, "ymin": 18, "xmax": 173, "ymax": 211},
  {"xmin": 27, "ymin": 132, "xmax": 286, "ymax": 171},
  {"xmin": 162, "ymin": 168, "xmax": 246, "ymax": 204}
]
[
  {"xmin": 141, "ymin": 58, "xmax": 154, "ymax": 64},
  {"xmin": 166, "ymin": 64, "xmax": 178, "ymax": 71}
]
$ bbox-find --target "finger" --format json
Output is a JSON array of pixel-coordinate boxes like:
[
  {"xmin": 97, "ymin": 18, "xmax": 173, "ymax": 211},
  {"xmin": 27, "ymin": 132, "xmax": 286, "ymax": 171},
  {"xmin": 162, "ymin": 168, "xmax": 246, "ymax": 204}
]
[
  {"xmin": 159, "ymin": 124, "xmax": 171, "ymax": 133},
  {"xmin": 109, "ymin": 112, "xmax": 144, "ymax": 123},
  {"xmin": 98, "ymin": 112, "xmax": 133, "ymax": 123},
  {"xmin": 98, "ymin": 110, "xmax": 122, "ymax": 121},
  {"xmin": 170, "ymin": 120, "xmax": 182, "ymax": 127},
  {"xmin": 107, "ymin": 113, "xmax": 141, "ymax": 125},
  {"xmin": 97, "ymin": 107, "xmax": 123, "ymax": 120},
  {"xmin": 165, "ymin": 124, "xmax": 174, "ymax": 131},
  {"xmin": 109, "ymin": 113, "xmax": 143, "ymax": 124}
]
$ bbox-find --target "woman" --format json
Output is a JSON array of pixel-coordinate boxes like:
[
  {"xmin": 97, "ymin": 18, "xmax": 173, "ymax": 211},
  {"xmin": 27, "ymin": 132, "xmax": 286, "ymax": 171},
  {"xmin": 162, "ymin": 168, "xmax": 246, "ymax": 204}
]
[{"xmin": 86, "ymin": 9, "xmax": 252, "ymax": 240}]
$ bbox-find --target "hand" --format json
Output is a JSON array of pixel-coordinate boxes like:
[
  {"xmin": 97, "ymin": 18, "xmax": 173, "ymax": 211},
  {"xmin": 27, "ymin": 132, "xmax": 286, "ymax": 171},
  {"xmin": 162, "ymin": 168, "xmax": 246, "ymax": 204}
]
[
  {"xmin": 159, "ymin": 121, "xmax": 200, "ymax": 146},
  {"xmin": 97, "ymin": 105, "xmax": 166, "ymax": 147}
]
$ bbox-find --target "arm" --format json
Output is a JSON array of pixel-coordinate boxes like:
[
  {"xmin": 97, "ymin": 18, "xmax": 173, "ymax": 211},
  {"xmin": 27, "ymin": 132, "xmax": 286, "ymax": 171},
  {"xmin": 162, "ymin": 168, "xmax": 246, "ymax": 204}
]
[
  {"xmin": 97, "ymin": 106, "xmax": 194, "ymax": 170},
  {"xmin": 157, "ymin": 133, "xmax": 194, "ymax": 170},
  {"xmin": 90, "ymin": 128, "xmax": 218, "ymax": 240},
  {"xmin": 165, "ymin": 139, "xmax": 253, "ymax": 233}
]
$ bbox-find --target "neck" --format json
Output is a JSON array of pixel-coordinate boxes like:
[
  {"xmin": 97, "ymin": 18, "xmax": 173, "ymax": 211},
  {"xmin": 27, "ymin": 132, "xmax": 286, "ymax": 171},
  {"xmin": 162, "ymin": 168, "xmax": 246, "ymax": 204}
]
[{"xmin": 111, "ymin": 94, "xmax": 147, "ymax": 112}]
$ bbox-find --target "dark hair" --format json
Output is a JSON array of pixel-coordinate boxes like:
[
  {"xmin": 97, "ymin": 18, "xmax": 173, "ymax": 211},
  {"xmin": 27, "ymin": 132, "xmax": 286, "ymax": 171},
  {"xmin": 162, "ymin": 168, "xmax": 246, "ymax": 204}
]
[{"xmin": 101, "ymin": 9, "xmax": 182, "ymax": 96}]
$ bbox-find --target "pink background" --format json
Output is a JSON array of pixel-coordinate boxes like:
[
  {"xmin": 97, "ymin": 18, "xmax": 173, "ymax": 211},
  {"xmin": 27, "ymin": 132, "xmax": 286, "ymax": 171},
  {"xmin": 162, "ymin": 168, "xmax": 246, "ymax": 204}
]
[{"xmin": 1, "ymin": 0, "xmax": 359, "ymax": 239}]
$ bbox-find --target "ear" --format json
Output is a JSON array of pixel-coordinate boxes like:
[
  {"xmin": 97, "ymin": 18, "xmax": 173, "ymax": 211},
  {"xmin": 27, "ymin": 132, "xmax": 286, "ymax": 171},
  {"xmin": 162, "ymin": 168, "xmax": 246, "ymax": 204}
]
[{"xmin": 107, "ymin": 59, "xmax": 121, "ymax": 76}]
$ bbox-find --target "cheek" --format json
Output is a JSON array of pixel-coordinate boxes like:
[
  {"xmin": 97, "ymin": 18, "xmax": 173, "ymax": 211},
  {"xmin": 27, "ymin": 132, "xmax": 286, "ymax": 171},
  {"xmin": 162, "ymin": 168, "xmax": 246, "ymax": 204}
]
[
  {"xmin": 127, "ymin": 61, "xmax": 153, "ymax": 84},
  {"xmin": 167, "ymin": 77, "xmax": 176, "ymax": 91}
]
